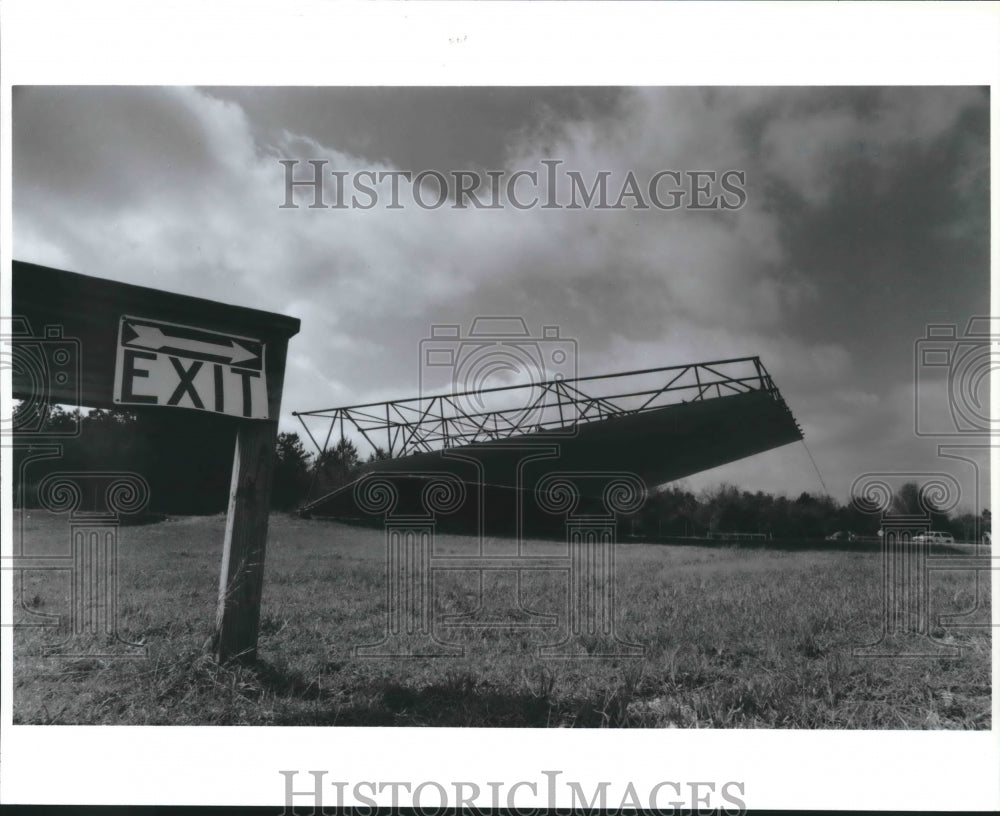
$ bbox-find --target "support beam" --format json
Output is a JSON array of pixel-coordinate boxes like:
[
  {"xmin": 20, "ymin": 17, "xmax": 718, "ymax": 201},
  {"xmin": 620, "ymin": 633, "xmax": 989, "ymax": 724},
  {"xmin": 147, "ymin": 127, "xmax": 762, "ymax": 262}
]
[
  {"xmin": 214, "ymin": 419, "xmax": 279, "ymax": 663},
  {"xmin": 214, "ymin": 336, "xmax": 291, "ymax": 664}
]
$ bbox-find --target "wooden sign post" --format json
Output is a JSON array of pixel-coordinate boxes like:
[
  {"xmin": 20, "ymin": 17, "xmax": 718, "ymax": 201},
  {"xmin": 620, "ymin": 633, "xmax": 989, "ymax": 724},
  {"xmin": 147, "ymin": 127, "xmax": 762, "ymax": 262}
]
[
  {"xmin": 213, "ymin": 340, "xmax": 291, "ymax": 664},
  {"xmin": 12, "ymin": 261, "xmax": 301, "ymax": 664}
]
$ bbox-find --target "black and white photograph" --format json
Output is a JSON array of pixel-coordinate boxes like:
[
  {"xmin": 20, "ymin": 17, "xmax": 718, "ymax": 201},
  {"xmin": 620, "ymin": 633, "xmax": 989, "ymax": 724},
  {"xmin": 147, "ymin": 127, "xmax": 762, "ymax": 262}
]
[{"xmin": 1, "ymin": 2, "xmax": 998, "ymax": 813}]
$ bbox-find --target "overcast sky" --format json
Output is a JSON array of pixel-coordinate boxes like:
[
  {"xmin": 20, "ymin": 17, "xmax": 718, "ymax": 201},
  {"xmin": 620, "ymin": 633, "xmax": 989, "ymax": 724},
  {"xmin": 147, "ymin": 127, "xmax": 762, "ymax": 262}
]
[{"xmin": 12, "ymin": 86, "xmax": 991, "ymax": 506}]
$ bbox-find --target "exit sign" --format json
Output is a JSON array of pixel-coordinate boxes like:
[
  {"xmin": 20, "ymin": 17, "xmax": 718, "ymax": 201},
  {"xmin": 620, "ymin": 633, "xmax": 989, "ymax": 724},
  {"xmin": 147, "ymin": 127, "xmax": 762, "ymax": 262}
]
[{"xmin": 113, "ymin": 316, "xmax": 269, "ymax": 419}]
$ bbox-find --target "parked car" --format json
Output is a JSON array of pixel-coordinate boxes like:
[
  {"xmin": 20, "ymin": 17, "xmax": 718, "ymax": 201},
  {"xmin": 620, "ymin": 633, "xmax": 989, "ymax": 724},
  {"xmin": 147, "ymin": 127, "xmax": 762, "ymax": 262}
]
[
  {"xmin": 912, "ymin": 531, "xmax": 955, "ymax": 544},
  {"xmin": 825, "ymin": 531, "xmax": 857, "ymax": 542}
]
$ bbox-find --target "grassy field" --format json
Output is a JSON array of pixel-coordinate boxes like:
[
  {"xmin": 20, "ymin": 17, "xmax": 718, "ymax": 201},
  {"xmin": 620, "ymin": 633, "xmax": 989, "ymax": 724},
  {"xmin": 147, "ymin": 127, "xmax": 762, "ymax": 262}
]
[{"xmin": 11, "ymin": 510, "xmax": 991, "ymax": 727}]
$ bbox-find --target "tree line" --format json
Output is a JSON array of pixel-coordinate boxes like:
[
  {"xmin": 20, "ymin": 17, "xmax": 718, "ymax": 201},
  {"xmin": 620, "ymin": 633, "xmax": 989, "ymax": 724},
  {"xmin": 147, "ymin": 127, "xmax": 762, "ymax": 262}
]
[
  {"xmin": 11, "ymin": 405, "xmax": 360, "ymax": 514},
  {"xmin": 11, "ymin": 405, "xmax": 990, "ymax": 541},
  {"xmin": 631, "ymin": 482, "xmax": 989, "ymax": 542}
]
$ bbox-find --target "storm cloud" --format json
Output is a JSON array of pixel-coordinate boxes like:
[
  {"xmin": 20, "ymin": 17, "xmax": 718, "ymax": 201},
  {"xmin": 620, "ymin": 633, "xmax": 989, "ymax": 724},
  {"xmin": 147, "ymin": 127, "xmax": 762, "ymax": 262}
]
[{"xmin": 12, "ymin": 86, "xmax": 990, "ymax": 503}]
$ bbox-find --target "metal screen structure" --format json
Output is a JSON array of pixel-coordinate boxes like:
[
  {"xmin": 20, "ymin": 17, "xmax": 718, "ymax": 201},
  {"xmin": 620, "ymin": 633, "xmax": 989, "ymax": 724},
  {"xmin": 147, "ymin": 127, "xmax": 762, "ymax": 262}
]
[{"xmin": 294, "ymin": 355, "xmax": 799, "ymax": 461}]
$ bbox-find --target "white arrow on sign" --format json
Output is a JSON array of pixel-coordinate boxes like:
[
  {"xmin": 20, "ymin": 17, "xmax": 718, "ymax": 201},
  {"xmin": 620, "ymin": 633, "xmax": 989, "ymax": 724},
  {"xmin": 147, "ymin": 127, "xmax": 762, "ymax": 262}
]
[{"xmin": 126, "ymin": 324, "xmax": 259, "ymax": 366}]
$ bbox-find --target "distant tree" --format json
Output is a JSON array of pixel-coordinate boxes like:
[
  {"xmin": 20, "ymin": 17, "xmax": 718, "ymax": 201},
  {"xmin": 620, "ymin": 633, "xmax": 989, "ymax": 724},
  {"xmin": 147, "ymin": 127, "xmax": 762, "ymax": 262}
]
[
  {"xmin": 950, "ymin": 511, "xmax": 982, "ymax": 543},
  {"xmin": 918, "ymin": 483, "xmax": 955, "ymax": 533},
  {"xmin": 12, "ymin": 401, "xmax": 80, "ymax": 435},
  {"xmin": 366, "ymin": 446, "xmax": 391, "ymax": 463},
  {"xmin": 556, "ymin": 477, "xmax": 964, "ymax": 544},
  {"xmin": 786, "ymin": 491, "xmax": 836, "ymax": 538},
  {"xmin": 696, "ymin": 484, "xmax": 768, "ymax": 535},
  {"xmin": 638, "ymin": 485, "xmax": 700, "ymax": 536},
  {"xmin": 839, "ymin": 498, "xmax": 880, "ymax": 537},
  {"xmin": 272, "ymin": 432, "xmax": 313, "ymax": 510},
  {"xmin": 891, "ymin": 482, "xmax": 923, "ymax": 516},
  {"xmin": 311, "ymin": 436, "xmax": 362, "ymax": 496}
]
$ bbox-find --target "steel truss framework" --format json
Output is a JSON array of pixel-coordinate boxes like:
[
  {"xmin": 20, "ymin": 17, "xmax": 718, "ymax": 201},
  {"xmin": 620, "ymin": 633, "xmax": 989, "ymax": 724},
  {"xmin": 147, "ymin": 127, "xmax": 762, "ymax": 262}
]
[{"xmin": 293, "ymin": 356, "xmax": 799, "ymax": 461}]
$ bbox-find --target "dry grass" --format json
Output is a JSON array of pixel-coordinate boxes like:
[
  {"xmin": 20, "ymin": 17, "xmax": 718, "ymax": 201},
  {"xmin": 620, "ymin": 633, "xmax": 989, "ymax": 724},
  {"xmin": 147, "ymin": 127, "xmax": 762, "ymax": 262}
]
[{"xmin": 11, "ymin": 510, "xmax": 991, "ymax": 727}]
